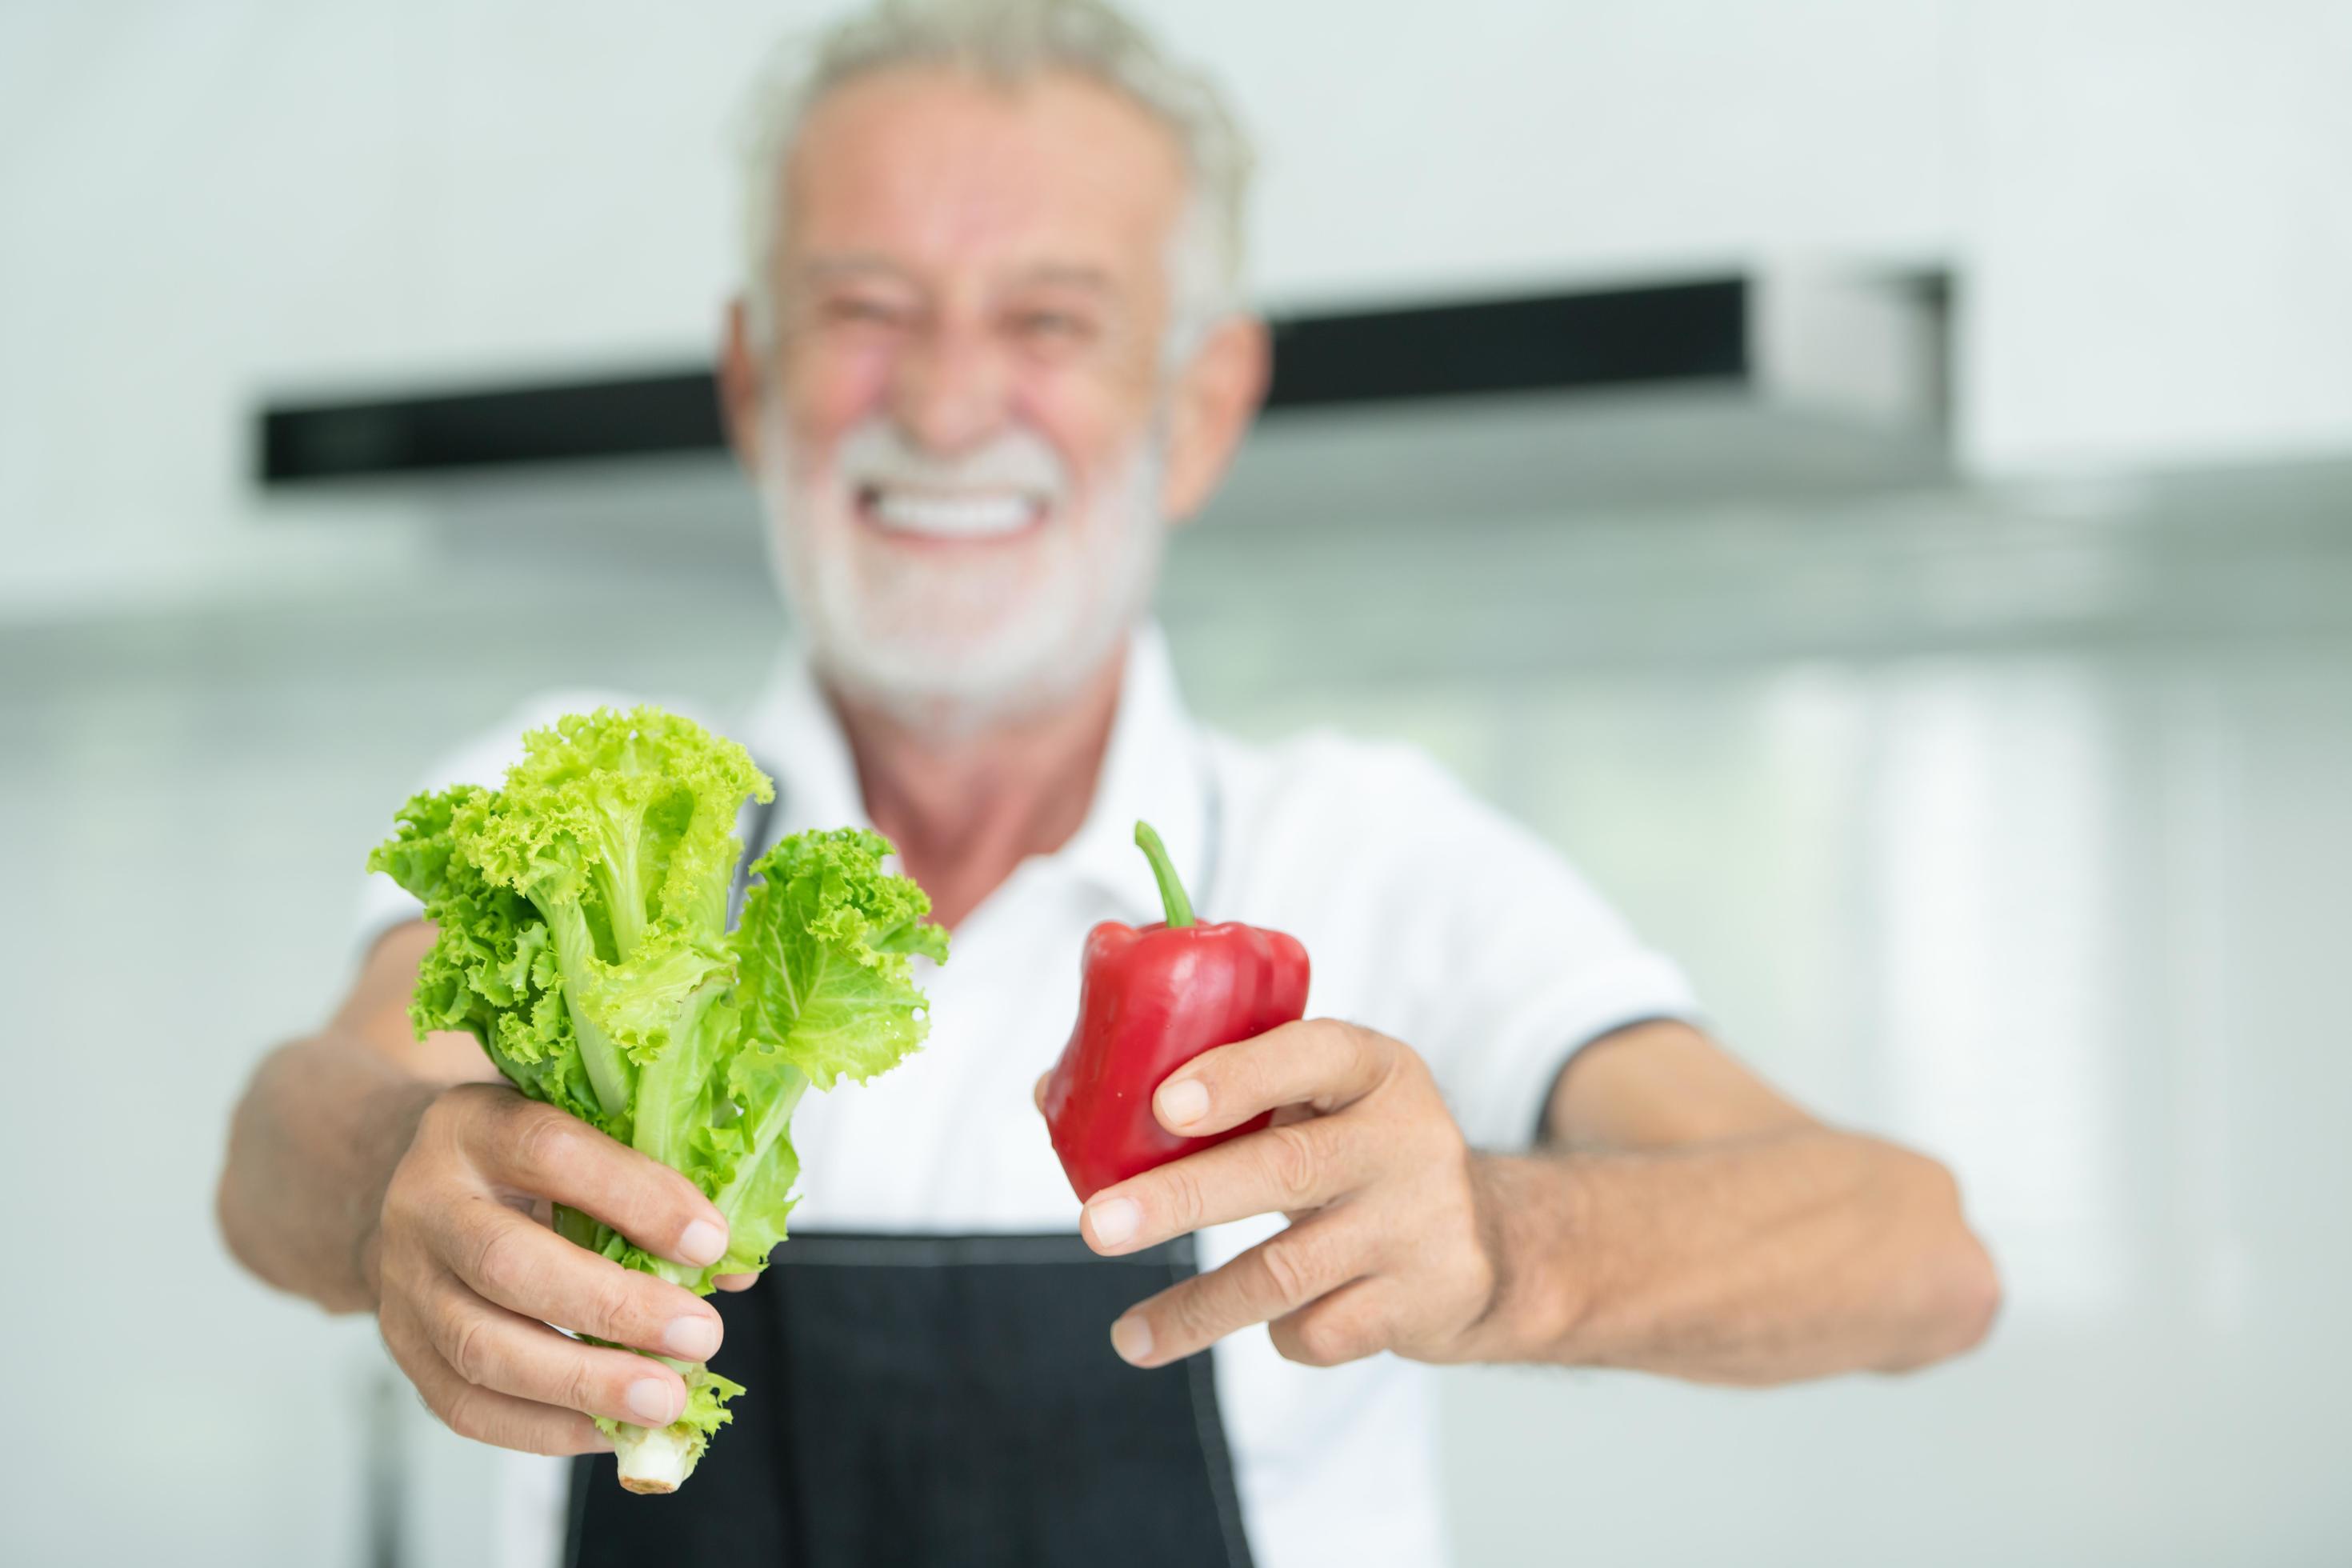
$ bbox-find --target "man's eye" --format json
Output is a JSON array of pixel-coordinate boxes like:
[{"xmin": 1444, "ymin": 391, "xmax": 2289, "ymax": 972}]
[
  {"xmin": 1011, "ymin": 310, "xmax": 1092, "ymax": 342},
  {"xmin": 822, "ymin": 297, "xmax": 910, "ymax": 327}
]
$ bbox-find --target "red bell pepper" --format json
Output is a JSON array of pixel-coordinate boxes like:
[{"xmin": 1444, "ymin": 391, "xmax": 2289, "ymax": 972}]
[{"xmin": 1042, "ymin": 819, "xmax": 1312, "ymax": 1201}]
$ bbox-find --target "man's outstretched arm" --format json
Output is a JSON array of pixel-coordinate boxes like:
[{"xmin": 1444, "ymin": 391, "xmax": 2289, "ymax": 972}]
[
  {"xmin": 1495, "ymin": 1019, "xmax": 2001, "ymax": 1382},
  {"xmin": 218, "ymin": 923, "xmax": 489, "ymax": 1310},
  {"xmin": 218, "ymin": 923, "xmax": 741, "ymax": 1454},
  {"xmin": 1070, "ymin": 1018, "xmax": 2000, "ymax": 1379}
]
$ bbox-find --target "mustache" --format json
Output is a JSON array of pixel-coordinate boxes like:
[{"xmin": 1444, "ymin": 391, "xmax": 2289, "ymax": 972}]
[{"xmin": 830, "ymin": 420, "xmax": 1069, "ymax": 500}]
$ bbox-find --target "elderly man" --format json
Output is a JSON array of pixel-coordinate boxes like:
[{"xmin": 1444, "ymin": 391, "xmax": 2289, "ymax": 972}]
[{"xmin": 219, "ymin": 2, "xmax": 1998, "ymax": 1564}]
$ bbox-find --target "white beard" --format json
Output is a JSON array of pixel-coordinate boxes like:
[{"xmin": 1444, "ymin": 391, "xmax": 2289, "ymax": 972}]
[{"xmin": 757, "ymin": 413, "xmax": 1168, "ymax": 734}]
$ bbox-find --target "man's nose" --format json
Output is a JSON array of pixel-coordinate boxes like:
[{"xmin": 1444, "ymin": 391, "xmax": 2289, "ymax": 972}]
[{"xmin": 889, "ymin": 322, "xmax": 1011, "ymax": 457}]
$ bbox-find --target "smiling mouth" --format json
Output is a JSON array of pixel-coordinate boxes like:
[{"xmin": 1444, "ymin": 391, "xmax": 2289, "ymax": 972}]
[{"xmin": 855, "ymin": 485, "xmax": 1050, "ymax": 542}]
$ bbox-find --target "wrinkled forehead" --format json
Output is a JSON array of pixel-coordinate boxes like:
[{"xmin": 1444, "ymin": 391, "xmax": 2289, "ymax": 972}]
[{"xmin": 780, "ymin": 63, "xmax": 1192, "ymax": 292}]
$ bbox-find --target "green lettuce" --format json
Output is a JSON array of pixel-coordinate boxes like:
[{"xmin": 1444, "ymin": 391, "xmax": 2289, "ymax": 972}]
[{"xmin": 367, "ymin": 706, "xmax": 945, "ymax": 1491}]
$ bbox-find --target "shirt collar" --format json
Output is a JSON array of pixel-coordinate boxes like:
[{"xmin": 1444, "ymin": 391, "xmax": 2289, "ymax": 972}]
[{"xmin": 738, "ymin": 622, "xmax": 1211, "ymax": 926}]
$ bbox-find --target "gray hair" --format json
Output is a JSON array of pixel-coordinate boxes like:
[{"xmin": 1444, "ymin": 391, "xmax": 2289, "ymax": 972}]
[{"xmin": 734, "ymin": 0, "xmax": 1254, "ymax": 359}]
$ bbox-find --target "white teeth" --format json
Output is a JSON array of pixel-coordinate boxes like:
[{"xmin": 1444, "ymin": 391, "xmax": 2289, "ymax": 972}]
[{"xmin": 866, "ymin": 488, "xmax": 1038, "ymax": 539}]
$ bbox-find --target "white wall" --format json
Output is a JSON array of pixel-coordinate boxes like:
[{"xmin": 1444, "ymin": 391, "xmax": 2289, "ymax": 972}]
[
  {"xmin": 0, "ymin": 0, "xmax": 1961, "ymax": 620},
  {"xmin": 1959, "ymin": 0, "xmax": 2352, "ymax": 472},
  {"xmin": 10, "ymin": 2, "xmax": 2350, "ymax": 628}
]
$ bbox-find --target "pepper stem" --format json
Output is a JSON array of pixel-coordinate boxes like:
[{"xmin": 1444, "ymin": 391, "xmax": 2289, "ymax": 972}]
[{"xmin": 1133, "ymin": 819, "xmax": 1195, "ymax": 929}]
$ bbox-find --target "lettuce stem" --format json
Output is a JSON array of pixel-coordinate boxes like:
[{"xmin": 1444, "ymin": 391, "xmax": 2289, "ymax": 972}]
[
  {"xmin": 630, "ymin": 981, "xmax": 726, "ymax": 1174},
  {"xmin": 538, "ymin": 896, "xmax": 636, "ymax": 1120}
]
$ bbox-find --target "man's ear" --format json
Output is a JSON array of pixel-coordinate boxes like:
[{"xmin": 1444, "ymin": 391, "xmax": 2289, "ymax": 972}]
[
  {"xmin": 718, "ymin": 297, "xmax": 766, "ymax": 472},
  {"xmin": 1158, "ymin": 314, "xmax": 1272, "ymax": 523}
]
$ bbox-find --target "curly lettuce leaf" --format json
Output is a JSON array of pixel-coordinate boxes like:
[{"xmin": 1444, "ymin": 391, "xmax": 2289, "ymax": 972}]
[
  {"xmin": 466, "ymin": 706, "xmax": 772, "ymax": 958},
  {"xmin": 735, "ymin": 827, "xmax": 949, "ymax": 1091},
  {"xmin": 451, "ymin": 708, "xmax": 773, "ymax": 1126},
  {"xmin": 701, "ymin": 1114, "xmax": 802, "ymax": 1283},
  {"xmin": 366, "ymin": 787, "xmax": 611, "ymax": 1134}
]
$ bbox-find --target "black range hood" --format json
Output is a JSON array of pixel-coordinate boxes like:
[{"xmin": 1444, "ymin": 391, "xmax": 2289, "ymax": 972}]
[{"xmin": 257, "ymin": 279, "xmax": 1751, "ymax": 485}]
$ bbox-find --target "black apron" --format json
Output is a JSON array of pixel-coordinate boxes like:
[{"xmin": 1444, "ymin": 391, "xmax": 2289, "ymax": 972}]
[
  {"xmin": 565, "ymin": 1232, "xmax": 1254, "ymax": 1566},
  {"xmin": 566, "ymin": 759, "xmax": 1254, "ymax": 1567}
]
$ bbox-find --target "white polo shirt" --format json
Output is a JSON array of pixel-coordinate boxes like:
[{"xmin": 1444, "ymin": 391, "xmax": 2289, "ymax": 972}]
[{"xmin": 359, "ymin": 624, "xmax": 1699, "ymax": 1568}]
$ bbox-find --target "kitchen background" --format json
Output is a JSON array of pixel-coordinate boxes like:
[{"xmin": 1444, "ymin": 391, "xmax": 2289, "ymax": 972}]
[{"xmin": 4, "ymin": 2, "xmax": 2349, "ymax": 1564}]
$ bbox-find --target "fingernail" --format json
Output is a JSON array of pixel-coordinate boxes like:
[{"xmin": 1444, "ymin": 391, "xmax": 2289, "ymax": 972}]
[
  {"xmin": 678, "ymin": 1219, "xmax": 726, "ymax": 1266},
  {"xmin": 1110, "ymin": 1315, "xmax": 1154, "ymax": 1366},
  {"xmin": 662, "ymin": 1315, "xmax": 721, "ymax": 1361},
  {"xmin": 1086, "ymin": 1197, "xmax": 1140, "ymax": 1247},
  {"xmin": 1158, "ymin": 1077, "xmax": 1210, "ymax": 1129},
  {"xmin": 626, "ymin": 1378, "xmax": 680, "ymax": 1424}
]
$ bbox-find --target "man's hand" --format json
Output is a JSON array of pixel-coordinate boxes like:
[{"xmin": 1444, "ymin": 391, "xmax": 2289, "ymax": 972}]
[
  {"xmin": 1068, "ymin": 1020, "xmax": 1516, "ymax": 1370},
  {"xmin": 370, "ymin": 1082, "xmax": 735, "ymax": 1455}
]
